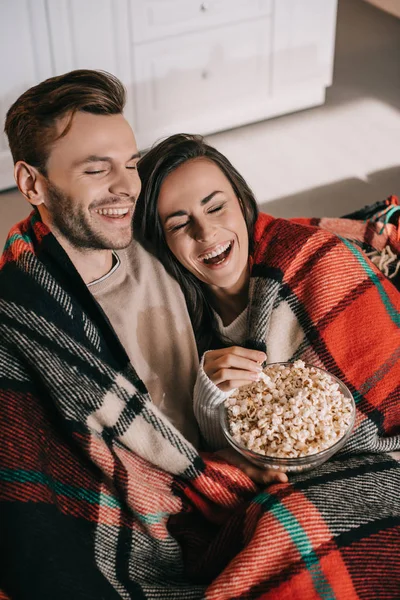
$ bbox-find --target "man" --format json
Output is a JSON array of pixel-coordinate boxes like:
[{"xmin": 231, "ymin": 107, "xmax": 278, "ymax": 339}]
[
  {"xmin": 0, "ymin": 69, "xmax": 205, "ymax": 598},
  {"xmin": 2, "ymin": 69, "xmax": 200, "ymax": 447},
  {"xmin": 1, "ymin": 71, "xmax": 399, "ymax": 600}
]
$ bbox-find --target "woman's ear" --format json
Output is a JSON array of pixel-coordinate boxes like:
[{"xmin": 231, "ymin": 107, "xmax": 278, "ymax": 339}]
[{"xmin": 14, "ymin": 161, "xmax": 47, "ymax": 206}]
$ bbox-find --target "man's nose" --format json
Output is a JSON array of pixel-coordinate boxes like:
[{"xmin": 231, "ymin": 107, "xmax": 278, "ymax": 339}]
[{"xmin": 109, "ymin": 167, "xmax": 141, "ymax": 198}]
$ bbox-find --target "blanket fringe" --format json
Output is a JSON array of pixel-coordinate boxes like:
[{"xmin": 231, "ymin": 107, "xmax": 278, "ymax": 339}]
[{"xmin": 365, "ymin": 244, "xmax": 400, "ymax": 279}]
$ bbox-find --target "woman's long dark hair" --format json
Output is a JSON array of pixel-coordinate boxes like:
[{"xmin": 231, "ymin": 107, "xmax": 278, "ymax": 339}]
[{"xmin": 134, "ymin": 134, "xmax": 258, "ymax": 356}]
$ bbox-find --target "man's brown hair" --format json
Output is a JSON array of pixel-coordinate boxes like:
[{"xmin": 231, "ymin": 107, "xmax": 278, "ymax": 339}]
[{"xmin": 4, "ymin": 69, "xmax": 126, "ymax": 174}]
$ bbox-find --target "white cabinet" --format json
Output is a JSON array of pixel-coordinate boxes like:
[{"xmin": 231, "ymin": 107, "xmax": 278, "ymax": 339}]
[
  {"xmin": 44, "ymin": 0, "xmax": 136, "ymax": 129},
  {"xmin": 133, "ymin": 19, "xmax": 272, "ymax": 147},
  {"xmin": 0, "ymin": 0, "xmax": 52, "ymax": 190},
  {"xmin": 131, "ymin": 0, "xmax": 337, "ymax": 148},
  {"xmin": 272, "ymin": 0, "xmax": 338, "ymax": 92},
  {"xmin": 0, "ymin": 0, "xmax": 338, "ymax": 190},
  {"xmin": 130, "ymin": 0, "xmax": 273, "ymax": 42}
]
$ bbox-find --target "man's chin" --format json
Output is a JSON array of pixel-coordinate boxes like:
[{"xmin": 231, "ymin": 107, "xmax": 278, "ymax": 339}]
[
  {"xmin": 110, "ymin": 239, "xmax": 133, "ymax": 250},
  {"xmin": 66, "ymin": 234, "xmax": 133, "ymax": 252},
  {"xmin": 89, "ymin": 226, "xmax": 133, "ymax": 250},
  {"xmin": 105, "ymin": 231, "xmax": 134, "ymax": 250}
]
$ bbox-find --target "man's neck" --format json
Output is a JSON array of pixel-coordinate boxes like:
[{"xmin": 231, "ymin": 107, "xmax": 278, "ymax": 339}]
[{"xmin": 54, "ymin": 233, "xmax": 114, "ymax": 285}]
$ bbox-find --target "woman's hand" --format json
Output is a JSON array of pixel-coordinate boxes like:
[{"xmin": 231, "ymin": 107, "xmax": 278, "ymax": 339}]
[
  {"xmin": 204, "ymin": 346, "xmax": 266, "ymax": 392},
  {"xmin": 215, "ymin": 447, "xmax": 288, "ymax": 486}
]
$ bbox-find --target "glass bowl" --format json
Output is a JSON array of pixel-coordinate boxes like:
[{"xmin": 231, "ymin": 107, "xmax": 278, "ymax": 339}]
[{"xmin": 219, "ymin": 362, "xmax": 356, "ymax": 473}]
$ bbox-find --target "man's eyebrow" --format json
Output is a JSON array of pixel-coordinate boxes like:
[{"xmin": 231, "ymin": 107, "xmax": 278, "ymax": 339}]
[
  {"xmin": 164, "ymin": 191, "xmax": 223, "ymax": 223},
  {"xmin": 74, "ymin": 153, "xmax": 141, "ymax": 166}
]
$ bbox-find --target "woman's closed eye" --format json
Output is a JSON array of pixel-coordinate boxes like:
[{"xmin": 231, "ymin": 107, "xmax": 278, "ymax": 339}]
[
  {"xmin": 169, "ymin": 221, "xmax": 189, "ymax": 232},
  {"xmin": 207, "ymin": 202, "xmax": 225, "ymax": 214}
]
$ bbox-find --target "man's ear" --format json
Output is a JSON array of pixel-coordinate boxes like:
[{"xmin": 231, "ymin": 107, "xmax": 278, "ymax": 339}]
[{"xmin": 14, "ymin": 161, "xmax": 47, "ymax": 206}]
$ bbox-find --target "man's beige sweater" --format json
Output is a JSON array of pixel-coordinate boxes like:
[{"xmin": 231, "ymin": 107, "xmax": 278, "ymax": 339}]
[{"xmin": 89, "ymin": 240, "xmax": 200, "ymax": 448}]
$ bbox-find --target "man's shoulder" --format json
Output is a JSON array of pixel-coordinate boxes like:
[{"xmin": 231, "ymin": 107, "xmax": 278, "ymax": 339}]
[
  {"xmin": 120, "ymin": 239, "xmax": 176, "ymax": 281},
  {"xmin": 0, "ymin": 214, "xmax": 82, "ymax": 320},
  {"xmin": 0, "ymin": 211, "xmax": 50, "ymax": 272}
]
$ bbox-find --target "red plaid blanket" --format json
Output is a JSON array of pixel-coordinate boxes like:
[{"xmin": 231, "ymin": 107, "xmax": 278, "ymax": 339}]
[
  {"xmin": 0, "ymin": 210, "xmax": 399, "ymax": 599},
  {"xmin": 292, "ymin": 195, "xmax": 400, "ymax": 290}
]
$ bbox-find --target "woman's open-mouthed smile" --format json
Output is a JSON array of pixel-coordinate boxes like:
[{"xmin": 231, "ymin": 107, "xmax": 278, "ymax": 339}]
[{"xmin": 198, "ymin": 239, "xmax": 233, "ymax": 267}]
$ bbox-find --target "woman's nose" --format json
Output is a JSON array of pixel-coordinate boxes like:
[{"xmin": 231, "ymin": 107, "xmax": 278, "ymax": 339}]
[{"xmin": 193, "ymin": 221, "xmax": 217, "ymax": 242}]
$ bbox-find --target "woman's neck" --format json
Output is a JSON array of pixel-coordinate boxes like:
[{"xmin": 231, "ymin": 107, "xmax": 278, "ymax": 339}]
[{"xmin": 209, "ymin": 269, "xmax": 250, "ymax": 326}]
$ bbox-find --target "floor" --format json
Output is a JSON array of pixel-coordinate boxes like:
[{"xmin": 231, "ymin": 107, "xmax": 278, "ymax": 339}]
[
  {"xmin": 208, "ymin": 0, "xmax": 400, "ymax": 218},
  {"xmin": 1, "ymin": 0, "xmax": 399, "ymax": 248}
]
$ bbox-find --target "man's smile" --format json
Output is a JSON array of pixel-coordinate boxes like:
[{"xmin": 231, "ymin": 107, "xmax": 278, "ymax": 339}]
[
  {"xmin": 94, "ymin": 207, "xmax": 130, "ymax": 215},
  {"xmin": 93, "ymin": 206, "xmax": 132, "ymax": 218}
]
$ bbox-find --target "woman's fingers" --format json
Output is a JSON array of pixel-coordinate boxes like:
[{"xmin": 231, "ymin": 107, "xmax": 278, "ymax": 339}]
[
  {"xmin": 204, "ymin": 347, "xmax": 267, "ymax": 389},
  {"xmin": 215, "ymin": 372, "xmax": 260, "ymax": 391},
  {"xmin": 215, "ymin": 448, "xmax": 288, "ymax": 486},
  {"xmin": 206, "ymin": 347, "xmax": 266, "ymax": 364}
]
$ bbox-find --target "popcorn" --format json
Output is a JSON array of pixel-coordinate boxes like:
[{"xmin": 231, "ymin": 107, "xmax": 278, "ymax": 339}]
[{"xmin": 225, "ymin": 361, "xmax": 354, "ymax": 458}]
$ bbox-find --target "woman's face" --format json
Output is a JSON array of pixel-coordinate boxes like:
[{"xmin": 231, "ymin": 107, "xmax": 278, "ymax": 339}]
[{"xmin": 157, "ymin": 157, "xmax": 250, "ymax": 295}]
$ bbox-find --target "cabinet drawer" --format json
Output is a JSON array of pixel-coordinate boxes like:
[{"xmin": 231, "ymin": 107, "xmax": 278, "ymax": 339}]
[
  {"xmin": 131, "ymin": 0, "xmax": 272, "ymax": 43},
  {"xmin": 133, "ymin": 19, "xmax": 272, "ymax": 144}
]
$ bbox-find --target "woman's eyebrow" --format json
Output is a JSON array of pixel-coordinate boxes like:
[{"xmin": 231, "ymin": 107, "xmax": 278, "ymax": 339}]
[
  {"xmin": 164, "ymin": 191, "xmax": 223, "ymax": 223},
  {"xmin": 164, "ymin": 209, "xmax": 188, "ymax": 223},
  {"xmin": 201, "ymin": 190, "xmax": 223, "ymax": 205}
]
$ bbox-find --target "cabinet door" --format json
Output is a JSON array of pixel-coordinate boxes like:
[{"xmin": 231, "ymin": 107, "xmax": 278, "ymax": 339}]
[
  {"xmin": 0, "ymin": 0, "xmax": 52, "ymax": 191},
  {"xmin": 45, "ymin": 0, "xmax": 135, "ymax": 127},
  {"xmin": 131, "ymin": 0, "xmax": 272, "ymax": 43},
  {"xmin": 133, "ymin": 19, "xmax": 272, "ymax": 148},
  {"xmin": 272, "ymin": 0, "xmax": 338, "ymax": 94}
]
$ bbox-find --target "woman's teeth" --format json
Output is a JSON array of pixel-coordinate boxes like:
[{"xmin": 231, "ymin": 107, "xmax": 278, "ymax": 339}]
[
  {"xmin": 95, "ymin": 207, "xmax": 130, "ymax": 216},
  {"xmin": 201, "ymin": 241, "xmax": 232, "ymax": 265}
]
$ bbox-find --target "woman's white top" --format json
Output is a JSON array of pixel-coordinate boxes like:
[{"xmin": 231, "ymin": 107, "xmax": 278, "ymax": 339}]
[{"xmin": 193, "ymin": 308, "xmax": 248, "ymax": 450}]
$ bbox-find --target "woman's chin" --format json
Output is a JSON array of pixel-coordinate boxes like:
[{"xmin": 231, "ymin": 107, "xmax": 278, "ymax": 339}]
[
  {"xmin": 198, "ymin": 260, "xmax": 250, "ymax": 296},
  {"xmin": 201, "ymin": 271, "xmax": 242, "ymax": 293}
]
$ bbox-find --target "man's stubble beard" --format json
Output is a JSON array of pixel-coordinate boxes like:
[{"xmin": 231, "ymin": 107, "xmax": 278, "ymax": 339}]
[{"xmin": 45, "ymin": 180, "xmax": 134, "ymax": 251}]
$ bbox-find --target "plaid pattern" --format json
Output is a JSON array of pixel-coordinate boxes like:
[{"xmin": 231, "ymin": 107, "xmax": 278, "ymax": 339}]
[
  {"xmin": 247, "ymin": 212, "xmax": 400, "ymax": 454},
  {"xmin": 0, "ymin": 211, "xmax": 399, "ymax": 599},
  {"xmin": 292, "ymin": 196, "xmax": 400, "ymax": 290}
]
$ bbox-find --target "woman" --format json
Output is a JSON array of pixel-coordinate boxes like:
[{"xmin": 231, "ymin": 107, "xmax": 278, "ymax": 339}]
[{"xmin": 134, "ymin": 134, "xmax": 400, "ymax": 456}]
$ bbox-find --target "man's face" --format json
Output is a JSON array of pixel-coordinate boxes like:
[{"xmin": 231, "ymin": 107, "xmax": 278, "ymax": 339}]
[{"xmin": 40, "ymin": 111, "xmax": 141, "ymax": 250}]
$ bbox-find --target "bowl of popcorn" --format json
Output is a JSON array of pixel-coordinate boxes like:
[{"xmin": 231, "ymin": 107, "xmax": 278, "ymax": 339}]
[{"xmin": 219, "ymin": 361, "xmax": 356, "ymax": 473}]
